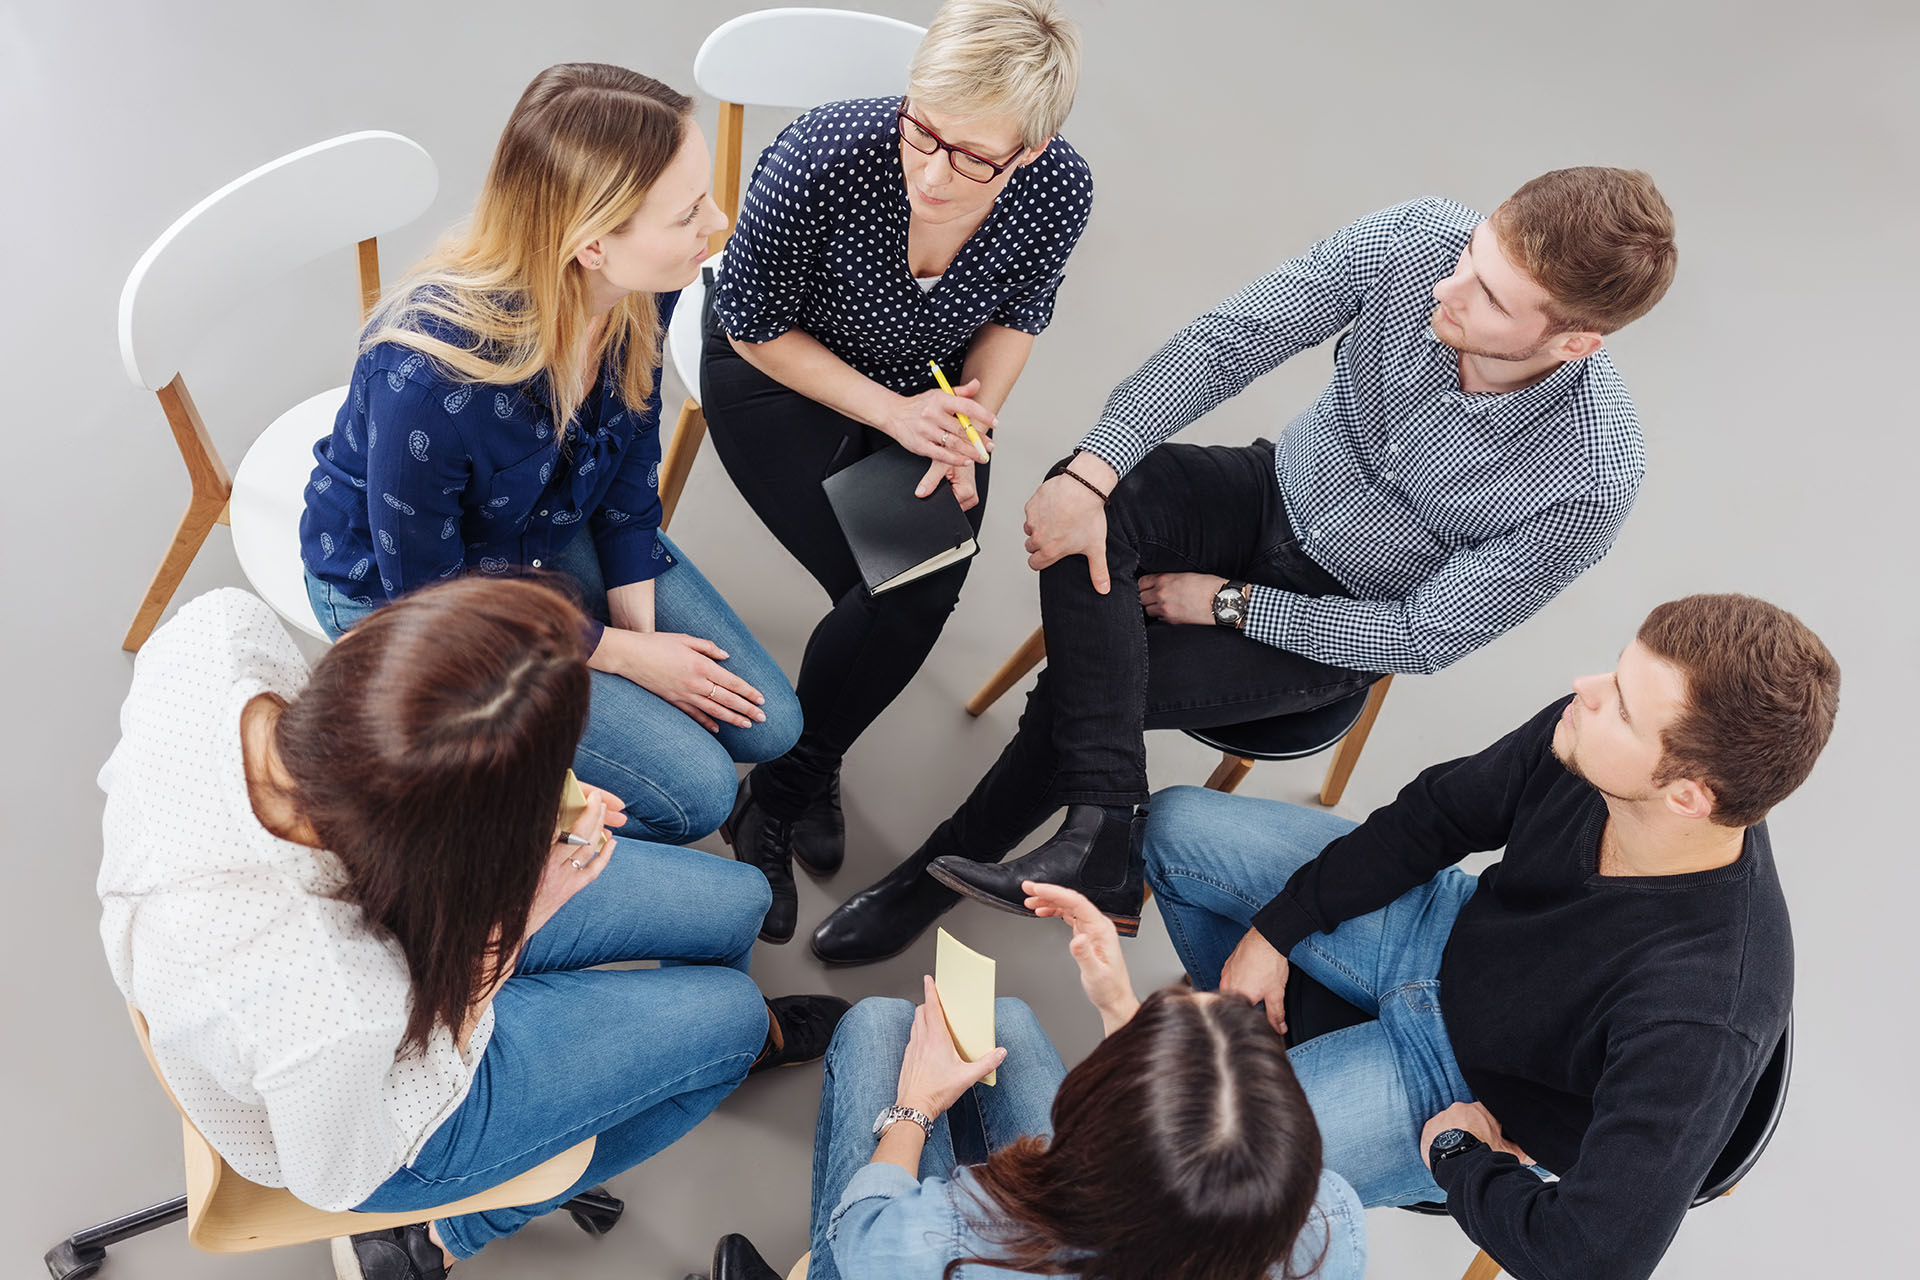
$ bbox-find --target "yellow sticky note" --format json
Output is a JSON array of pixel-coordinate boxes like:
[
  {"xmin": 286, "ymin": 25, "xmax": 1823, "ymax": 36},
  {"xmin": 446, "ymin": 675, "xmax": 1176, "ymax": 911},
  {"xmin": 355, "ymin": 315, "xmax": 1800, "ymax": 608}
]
[
  {"xmin": 558, "ymin": 770, "xmax": 589, "ymax": 834},
  {"xmin": 935, "ymin": 927, "xmax": 997, "ymax": 1086}
]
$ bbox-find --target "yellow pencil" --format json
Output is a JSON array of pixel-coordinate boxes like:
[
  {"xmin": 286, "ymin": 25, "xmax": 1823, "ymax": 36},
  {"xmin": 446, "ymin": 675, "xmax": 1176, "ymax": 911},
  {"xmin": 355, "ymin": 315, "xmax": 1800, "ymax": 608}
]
[{"xmin": 928, "ymin": 360, "xmax": 991, "ymax": 463}]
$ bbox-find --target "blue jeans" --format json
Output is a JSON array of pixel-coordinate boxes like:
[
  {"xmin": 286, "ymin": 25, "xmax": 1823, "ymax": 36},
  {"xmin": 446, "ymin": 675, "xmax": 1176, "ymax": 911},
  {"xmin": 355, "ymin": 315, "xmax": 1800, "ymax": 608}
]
[
  {"xmin": 1141, "ymin": 784, "xmax": 1478, "ymax": 1208},
  {"xmin": 305, "ymin": 531, "xmax": 802, "ymax": 843},
  {"xmin": 807, "ymin": 997, "xmax": 1065, "ymax": 1280},
  {"xmin": 352, "ymin": 839, "xmax": 773, "ymax": 1257}
]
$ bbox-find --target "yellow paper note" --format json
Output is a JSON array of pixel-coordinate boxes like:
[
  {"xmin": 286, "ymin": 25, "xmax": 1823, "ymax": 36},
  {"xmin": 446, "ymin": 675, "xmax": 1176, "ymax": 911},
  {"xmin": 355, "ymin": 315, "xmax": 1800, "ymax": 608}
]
[
  {"xmin": 935, "ymin": 927, "xmax": 997, "ymax": 1086},
  {"xmin": 558, "ymin": 769, "xmax": 589, "ymax": 834}
]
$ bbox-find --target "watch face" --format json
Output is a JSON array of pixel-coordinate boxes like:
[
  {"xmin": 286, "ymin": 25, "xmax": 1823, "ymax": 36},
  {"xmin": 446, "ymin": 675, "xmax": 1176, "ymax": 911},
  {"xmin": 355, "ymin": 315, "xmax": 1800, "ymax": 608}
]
[{"xmin": 1433, "ymin": 1128, "xmax": 1467, "ymax": 1153}]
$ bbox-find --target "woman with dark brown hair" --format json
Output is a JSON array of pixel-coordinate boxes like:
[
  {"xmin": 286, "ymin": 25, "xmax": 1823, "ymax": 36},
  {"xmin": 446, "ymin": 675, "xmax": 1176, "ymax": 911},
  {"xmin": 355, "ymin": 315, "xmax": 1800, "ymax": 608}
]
[
  {"xmin": 706, "ymin": 883, "xmax": 1365, "ymax": 1280},
  {"xmin": 96, "ymin": 582, "xmax": 846, "ymax": 1280}
]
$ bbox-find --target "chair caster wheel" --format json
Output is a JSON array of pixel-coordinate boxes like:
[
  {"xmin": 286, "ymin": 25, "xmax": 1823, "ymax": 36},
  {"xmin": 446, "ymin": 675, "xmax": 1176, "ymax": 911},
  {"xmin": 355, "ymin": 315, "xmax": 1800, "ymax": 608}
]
[
  {"xmin": 565, "ymin": 1185, "xmax": 624, "ymax": 1236},
  {"xmin": 44, "ymin": 1240, "xmax": 106, "ymax": 1280}
]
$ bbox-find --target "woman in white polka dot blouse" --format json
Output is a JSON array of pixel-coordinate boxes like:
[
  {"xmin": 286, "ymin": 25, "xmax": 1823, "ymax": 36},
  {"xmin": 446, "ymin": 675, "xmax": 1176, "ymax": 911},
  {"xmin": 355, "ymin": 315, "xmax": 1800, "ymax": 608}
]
[
  {"xmin": 98, "ymin": 580, "xmax": 849, "ymax": 1280},
  {"xmin": 299, "ymin": 63, "xmax": 802, "ymax": 858},
  {"xmin": 702, "ymin": 0, "xmax": 1093, "ymax": 948}
]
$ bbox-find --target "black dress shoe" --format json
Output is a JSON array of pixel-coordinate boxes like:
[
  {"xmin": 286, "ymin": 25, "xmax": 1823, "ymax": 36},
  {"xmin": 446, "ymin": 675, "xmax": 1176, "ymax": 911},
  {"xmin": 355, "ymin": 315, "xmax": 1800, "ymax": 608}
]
[
  {"xmin": 711, "ymin": 1233, "xmax": 783, "ymax": 1280},
  {"xmin": 331, "ymin": 1224, "xmax": 446, "ymax": 1280},
  {"xmin": 810, "ymin": 842, "xmax": 964, "ymax": 966},
  {"xmin": 719, "ymin": 776, "xmax": 797, "ymax": 943},
  {"xmin": 750, "ymin": 994, "xmax": 852, "ymax": 1073},
  {"xmin": 790, "ymin": 768, "xmax": 845, "ymax": 877},
  {"xmin": 927, "ymin": 804, "xmax": 1147, "ymax": 936}
]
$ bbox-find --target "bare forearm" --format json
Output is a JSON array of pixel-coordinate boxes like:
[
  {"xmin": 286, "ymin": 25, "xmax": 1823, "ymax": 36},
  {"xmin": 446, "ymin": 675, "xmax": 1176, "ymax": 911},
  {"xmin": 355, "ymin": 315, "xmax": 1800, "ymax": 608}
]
[
  {"xmin": 731, "ymin": 330, "xmax": 900, "ymax": 428},
  {"xmin": 958, "ymin": 324, "xmax": 1035, "ymax": 418},
  {"xmin": 870, "ymin": 1119, "xmax": 928, "ymax": 1176}
]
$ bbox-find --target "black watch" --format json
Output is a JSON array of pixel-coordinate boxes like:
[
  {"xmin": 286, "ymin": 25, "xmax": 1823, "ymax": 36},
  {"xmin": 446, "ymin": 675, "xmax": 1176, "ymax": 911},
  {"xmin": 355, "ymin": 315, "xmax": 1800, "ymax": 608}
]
[
  {"xmin": 1428, "ymin": 1127, "xmax": 1484, "ymax": 1166},
  {"xmin": 1211, "ymin": 580, "xmax": 1251, "ymax": 630}
]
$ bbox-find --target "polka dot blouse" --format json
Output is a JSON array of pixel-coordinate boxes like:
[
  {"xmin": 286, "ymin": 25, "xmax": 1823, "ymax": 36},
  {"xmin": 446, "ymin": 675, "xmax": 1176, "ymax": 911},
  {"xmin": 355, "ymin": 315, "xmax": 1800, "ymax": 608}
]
[
  {"xmin": 97, "ymin": 590, "xmax": 490, "ymax": 1212},
  {"xmin": 711, "ymin": 96, "xmax": 1094, "ymax": 393}
]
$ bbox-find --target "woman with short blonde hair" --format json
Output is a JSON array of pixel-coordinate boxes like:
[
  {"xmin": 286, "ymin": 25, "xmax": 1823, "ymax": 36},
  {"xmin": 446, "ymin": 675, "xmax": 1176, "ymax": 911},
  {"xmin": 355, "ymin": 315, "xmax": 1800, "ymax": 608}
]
[
  {"xmin": 702, "ymin": 0, "xmax": 1094, "ymax": 951},
  {"xmin": 301, "ymin": 63, "xmax": 801, "ymax": 863}
]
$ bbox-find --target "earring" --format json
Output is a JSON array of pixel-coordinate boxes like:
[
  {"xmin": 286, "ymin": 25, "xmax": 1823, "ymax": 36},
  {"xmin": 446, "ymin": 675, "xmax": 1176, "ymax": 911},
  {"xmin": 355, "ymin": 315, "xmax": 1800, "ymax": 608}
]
[{"xmin": 589, "ymin": 257, "xmax": 604, "ymax": 269}]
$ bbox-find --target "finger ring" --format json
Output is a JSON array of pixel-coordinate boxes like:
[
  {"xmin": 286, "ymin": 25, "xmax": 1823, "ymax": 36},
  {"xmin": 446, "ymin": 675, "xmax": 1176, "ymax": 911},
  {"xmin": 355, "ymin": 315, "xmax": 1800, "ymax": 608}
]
[
  {"xmin": 569, "ymin": 857, "xmax": 587, "ymax": 870},
  {"xmin": 941, "ymin": 433, "xmax": 949, "ymax": 448},
  {"xmin": 708, "ymin": 679, "xmax": 718, "ymax": 699}
]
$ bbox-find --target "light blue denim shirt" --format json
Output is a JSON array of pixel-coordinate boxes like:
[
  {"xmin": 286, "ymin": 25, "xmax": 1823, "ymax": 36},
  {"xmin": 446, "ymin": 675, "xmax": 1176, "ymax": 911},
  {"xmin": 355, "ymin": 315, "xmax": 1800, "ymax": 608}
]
[{"xmin": 827, "ymin": 1162, "xmax": 1366, "ymax": 1280}]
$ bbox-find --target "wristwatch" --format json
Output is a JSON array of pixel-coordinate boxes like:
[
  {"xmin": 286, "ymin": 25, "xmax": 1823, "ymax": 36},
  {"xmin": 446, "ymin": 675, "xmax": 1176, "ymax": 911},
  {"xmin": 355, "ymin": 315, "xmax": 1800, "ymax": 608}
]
[
  {"xmin": 872, "ymin": 1104, "xmax": 935, "ymax": 1141},
  {"xmin": 1428, "ymin": 1127, "xmax": 1485, "ymax": 1166},
  {"xmin": 1211, "ymin": 580, "xmax": 1251, "ymax": 630}
]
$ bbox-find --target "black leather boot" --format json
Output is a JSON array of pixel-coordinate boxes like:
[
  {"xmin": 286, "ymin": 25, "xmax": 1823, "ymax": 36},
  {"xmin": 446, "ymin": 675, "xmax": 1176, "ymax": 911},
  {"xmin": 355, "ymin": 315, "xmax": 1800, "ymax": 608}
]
[
  {"xmin": 709, "ymin": 1233, "xmax": 783, "ymax": 1280},
  {"xmin": 750, "ymin": 994, "xmax": 852, "ymax": 1073},
  {"xmin": 718, "ymin": 776, "xmax": 796, "ymax": 944},
  {"xmin": 927, "ymin": 804, "xmax": 1147, "ymax": 936},
  {"xmin": 331, "ymin": 1224, "xmax": 446, "ymax": 1280},
  {"xmin": 810, "ymin": 840, "xmax": 965, "ymax": 966},
  {"xmin": 790, "ymin": 767, "xmax": 845, "ymax": 877}
]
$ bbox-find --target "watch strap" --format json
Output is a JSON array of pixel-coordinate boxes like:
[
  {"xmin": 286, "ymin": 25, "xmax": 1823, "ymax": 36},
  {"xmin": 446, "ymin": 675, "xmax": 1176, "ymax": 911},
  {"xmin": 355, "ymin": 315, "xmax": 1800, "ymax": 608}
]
[{"xmin": 872, "ymin": 1104, "xmax": 935, "ymax": 1140}]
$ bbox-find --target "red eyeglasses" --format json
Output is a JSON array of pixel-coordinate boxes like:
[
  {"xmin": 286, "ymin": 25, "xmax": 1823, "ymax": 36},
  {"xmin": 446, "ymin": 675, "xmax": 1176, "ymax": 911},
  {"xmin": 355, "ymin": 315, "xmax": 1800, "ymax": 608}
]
[{"xmin": 896, "ymin": 102, "xmax": 1024, "ymax": 183}]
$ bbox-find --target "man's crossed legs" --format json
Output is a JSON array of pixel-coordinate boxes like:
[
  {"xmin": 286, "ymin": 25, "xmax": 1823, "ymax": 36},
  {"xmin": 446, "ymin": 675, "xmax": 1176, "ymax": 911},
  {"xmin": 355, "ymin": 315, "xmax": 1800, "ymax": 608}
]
[{"xmin": 1141, "ymin": 784, "xmax": 1477, "ymax": 1206}]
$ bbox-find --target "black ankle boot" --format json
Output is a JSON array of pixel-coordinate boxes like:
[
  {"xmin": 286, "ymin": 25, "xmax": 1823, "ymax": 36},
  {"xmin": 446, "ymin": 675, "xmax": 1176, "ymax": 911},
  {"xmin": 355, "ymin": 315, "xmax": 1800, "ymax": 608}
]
[
  {"xmin": 718, "ymin": 776, "xmax": 797, "ymax": 944},
  {"xmin": 790, "ymin": 768, "xmax": 845, "ymax": 877},
  {"xmin": 331, "ymin": 1224, "xmax": 446, "ymax": 1280},
  {"xmin": 750, "ymin": 994, "xmax": 852, "ymax": 1073},
  {"xmin": 810, "ymin": 840, "xmax": 966, "ymax": 966},
  {"xmin": 927, "ymin": 804, "xmax": 1147, "ymax": 936},
  {"xmin": 709, "ymin": 1233, "xmax": 783, "ymax": 1280}
]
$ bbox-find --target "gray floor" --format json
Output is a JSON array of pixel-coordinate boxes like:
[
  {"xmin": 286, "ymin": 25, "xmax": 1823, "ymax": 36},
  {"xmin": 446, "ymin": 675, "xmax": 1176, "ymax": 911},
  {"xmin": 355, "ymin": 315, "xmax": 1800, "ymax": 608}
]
[{"xmin": 5, "ymin": 1, "xmax": 1914, "ymax": 1276}]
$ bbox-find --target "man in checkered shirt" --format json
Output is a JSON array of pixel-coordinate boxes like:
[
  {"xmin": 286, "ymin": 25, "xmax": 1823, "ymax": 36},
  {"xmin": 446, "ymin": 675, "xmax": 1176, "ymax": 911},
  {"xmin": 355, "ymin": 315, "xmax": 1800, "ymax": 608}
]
[{"xmin": 810, "ymin": 168, "xmax": 1677, "ymax": 963}]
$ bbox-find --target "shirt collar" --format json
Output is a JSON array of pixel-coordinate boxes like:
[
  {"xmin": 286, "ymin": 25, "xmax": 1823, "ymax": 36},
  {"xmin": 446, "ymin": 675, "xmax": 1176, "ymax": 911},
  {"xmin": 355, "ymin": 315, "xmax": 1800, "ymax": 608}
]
[{"xmin": 1421, "ymin": 325, "xmax": 1591, "ymax": 429}]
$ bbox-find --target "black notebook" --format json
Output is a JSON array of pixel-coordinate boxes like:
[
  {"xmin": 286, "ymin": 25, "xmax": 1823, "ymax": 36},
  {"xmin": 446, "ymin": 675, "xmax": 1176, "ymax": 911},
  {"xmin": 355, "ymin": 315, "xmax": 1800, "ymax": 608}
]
[{"xmin": 822, "ymin": 445, "xmax": 979, "ymax": 595}]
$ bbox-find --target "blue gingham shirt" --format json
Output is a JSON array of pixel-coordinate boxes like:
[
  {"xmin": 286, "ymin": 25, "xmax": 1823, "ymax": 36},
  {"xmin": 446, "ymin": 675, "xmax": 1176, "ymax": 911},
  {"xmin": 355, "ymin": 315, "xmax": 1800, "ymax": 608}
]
[
  {"xmin": 299, "ymin": 294, "xmax": 677, "ymax": 647},
  {"xmin": 827, "ymin": 1163, "xmax": 1366, "ymax": 1280},
  {"xmin": 1079, "ymin": 199, "xmax": 1645, "ymax": 676},
  {"xmin": 711, "ymin": 96, "xmax": 1093, "ymax": 393}
]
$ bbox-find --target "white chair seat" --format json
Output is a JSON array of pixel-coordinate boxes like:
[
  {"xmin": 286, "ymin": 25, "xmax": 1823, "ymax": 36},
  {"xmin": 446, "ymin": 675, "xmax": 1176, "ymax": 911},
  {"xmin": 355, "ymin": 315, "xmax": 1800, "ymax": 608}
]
[
  {"xmin": 667, "ymin": 249, "xmax": 726, "ymax": 410},
  {"xmin": 230, "ymin": 388, "xmax": 342, "ymax": 641}
]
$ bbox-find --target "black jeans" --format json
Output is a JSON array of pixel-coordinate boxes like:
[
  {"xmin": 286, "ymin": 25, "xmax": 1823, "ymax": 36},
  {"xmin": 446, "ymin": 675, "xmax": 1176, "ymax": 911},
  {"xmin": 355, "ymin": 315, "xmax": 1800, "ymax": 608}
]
[
  {"xmin": 927, "ymin": 441, "xmax": 1374, "ymax": 863},
  {"xmin": 701, "ymin": 316, "xmax": 982, "ymax": 820}
]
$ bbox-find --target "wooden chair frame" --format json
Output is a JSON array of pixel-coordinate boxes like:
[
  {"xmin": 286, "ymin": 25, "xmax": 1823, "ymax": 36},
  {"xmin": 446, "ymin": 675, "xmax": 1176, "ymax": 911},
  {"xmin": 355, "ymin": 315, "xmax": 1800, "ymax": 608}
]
[
  {"xmin": 123, "ymin": 244, "xmax": 382, "ymax": 652},
  {"xmin": 968, "ymin": 627, "xmax": 1393, "ymax": 807}
]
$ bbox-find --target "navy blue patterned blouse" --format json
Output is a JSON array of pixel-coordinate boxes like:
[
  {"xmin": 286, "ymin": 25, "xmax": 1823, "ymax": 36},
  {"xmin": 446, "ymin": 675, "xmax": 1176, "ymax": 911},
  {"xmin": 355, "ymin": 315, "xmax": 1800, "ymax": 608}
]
[
  {"xmin": 711, "ymin": 96, "xmax": 1093, "ymax": 393},
  {"xmin": 298, "ymin": 292, "xmax": 678, "ymax": 642}
]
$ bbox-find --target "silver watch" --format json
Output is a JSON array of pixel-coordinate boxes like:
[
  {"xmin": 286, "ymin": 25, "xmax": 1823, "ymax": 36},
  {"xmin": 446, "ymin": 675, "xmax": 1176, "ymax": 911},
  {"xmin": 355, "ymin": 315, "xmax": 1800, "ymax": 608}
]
[
  {"xmin": 872, "ymin": 1104, "xmax": 935, "ymax": 1140},
  {"xmin": 1212, "ymin": 580, "xmax": 1251, "ymax": 630}
]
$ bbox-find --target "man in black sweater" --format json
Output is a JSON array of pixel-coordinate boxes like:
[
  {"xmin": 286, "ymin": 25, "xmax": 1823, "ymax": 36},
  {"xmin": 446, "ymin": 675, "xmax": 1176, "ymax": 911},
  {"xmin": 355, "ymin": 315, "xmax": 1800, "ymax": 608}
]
[{"xmin": 1140, "ymin": 594, "xmax": 1839, "ymax": 1279}]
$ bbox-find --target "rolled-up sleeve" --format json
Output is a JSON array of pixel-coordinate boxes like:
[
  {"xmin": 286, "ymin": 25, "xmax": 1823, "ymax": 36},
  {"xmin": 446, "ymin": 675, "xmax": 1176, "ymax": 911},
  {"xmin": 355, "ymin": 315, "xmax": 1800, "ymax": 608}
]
[
  {"xmin": 828, "ymin": 1165, "xmax": 971, "ymax": 1280},
  {"xmin": 711, "ymin": 118, "xmax": 831, "ymax": 343}
]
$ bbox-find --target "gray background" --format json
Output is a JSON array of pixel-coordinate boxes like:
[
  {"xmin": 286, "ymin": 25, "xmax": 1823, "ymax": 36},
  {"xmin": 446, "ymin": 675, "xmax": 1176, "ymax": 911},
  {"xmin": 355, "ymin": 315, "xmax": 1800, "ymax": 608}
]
[{"xmin": 4, "ymin": 0, "xmax": 1913, "ymax": 1276}]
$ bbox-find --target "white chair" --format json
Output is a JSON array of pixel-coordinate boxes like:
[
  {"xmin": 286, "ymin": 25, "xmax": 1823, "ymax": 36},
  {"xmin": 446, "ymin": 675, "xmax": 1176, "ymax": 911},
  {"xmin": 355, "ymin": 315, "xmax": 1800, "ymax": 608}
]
[
  {"xmin": 657, "ymin": 7, "xmax": 927, "ymax": 529},
  {"xmin": 117, "ymin": 131, "xmax": 438, "ymax": 648}
]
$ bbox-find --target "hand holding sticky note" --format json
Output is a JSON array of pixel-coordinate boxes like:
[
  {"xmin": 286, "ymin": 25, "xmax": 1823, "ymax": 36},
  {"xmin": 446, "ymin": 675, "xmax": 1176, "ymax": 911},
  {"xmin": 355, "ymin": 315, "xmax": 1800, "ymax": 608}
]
[
  {"xmin": 935, "ymin": 927, "xmax": 997, "ymax": 1086},
  {"xmin": 558, "ymin": 769, "xmax": 590, "ymax": 833}
]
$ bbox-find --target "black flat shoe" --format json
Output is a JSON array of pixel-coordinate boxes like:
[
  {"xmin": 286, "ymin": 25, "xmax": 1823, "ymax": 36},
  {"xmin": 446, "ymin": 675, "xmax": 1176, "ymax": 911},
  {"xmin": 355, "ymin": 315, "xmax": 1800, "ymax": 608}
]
[
  {"xmin": 710, "ymin": 1233, "xmax": 783, "ymax": 1280},
  {"xmin": 810, "ymin": 844, "xmax": 963, "ymax": 966},
  {"xmin": 751, "ymin": 994, "xmax": 852, "ymax": 1073},
  {"xmin": 790, "ymin": 768, "xmax": 845, "ymax": 877},
  {"xmin": 332, "ymin": 1224, "xmax": 447, "ymax": 1280},
  {"xmin": 719, "ymin": 776, "xmax": 797, "ymax": 943},
  {"xmin": 927, "ymin": 804, "xmax": 1147, "ymax": 936}
]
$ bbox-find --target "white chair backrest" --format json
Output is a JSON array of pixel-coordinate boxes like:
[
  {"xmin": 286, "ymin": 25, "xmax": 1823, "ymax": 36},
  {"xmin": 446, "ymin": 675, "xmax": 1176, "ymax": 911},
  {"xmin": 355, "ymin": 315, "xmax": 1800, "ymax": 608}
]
[
  {"xmin": 694, "ymin": 7, "xmax": 926, "ymax": 108},
  {"xmin": 119, "ymin": 131, "xmax": 438, "ymax": 391}
]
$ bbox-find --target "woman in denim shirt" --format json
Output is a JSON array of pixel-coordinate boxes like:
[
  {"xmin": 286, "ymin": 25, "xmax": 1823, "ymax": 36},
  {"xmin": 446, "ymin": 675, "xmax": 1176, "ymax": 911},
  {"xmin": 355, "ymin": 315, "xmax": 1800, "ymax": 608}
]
[
  {"xmin": 300, "ymin": 63, "xmax": 800, "ymax": 859},
  {"xmin": 707, "ymin": 882, "xmax": 1367, "ymax": 1280}
]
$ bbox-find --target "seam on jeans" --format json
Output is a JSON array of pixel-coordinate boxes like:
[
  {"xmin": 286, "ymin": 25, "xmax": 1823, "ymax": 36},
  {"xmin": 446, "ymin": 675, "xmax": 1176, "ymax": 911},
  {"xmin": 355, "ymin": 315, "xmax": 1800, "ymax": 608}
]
[
  {"xmin": 1298, "ymin": 936, "xmax": 1374, "ymax": 1005},
  {"xmin": 398, "ymin": 1049, "xmax": 760, "ymax": 1190},
  {"xmin": 1390, "ymin": 979, "xmax": 1443, "ymax": 1014},
  {"xmin": 572, "ymin": 743, "xmax": 693, "ymax": 840},
  {"xmin": 1155, "ymin": 864, "xmax": 1270, "ymax": 915}
]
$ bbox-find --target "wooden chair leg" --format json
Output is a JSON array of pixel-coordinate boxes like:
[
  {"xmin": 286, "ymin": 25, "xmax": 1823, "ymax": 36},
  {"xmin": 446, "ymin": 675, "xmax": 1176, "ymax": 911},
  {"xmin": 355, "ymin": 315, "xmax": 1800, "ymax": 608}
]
[
  {"xmin": 1461, "ymin": 1249, "xmax": 1502, "ymax": 1280},
  {"xmin": 1318, "ymin": 675, "xmax": 1393, "ymax": 807},
  {"xmin": 965, "ymin": 625, "xmax": 1046, "ymax": 717},
  {"xmin": 1204, "ymin": 753, "xmax": 1255, "ymax": 794},
  {"xmin": 659, "ymin": 398, "xmax": 706, "ymax": 531},
  {"xmin": 124, "ymin": 377, "xmax": 232, "ymax": 652}
]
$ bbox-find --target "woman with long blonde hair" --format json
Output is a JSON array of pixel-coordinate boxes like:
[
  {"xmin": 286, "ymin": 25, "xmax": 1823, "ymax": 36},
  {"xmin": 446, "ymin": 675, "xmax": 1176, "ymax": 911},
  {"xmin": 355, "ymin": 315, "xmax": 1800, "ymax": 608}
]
[{"xmin": 300, "ymin": 63, "xmax": 802, "ymax": 866}]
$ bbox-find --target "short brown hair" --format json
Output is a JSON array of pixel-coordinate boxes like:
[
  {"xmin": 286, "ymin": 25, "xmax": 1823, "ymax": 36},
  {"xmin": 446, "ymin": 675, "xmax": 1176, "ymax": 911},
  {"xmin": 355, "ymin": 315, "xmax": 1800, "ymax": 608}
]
[
  {"xmin": 1492, "ymin": 167, "xmax": 1677, "ymax": 335},
  {"xmin": 1637, "ymin": 594, "xmax": 1839, "ymax": 828}
]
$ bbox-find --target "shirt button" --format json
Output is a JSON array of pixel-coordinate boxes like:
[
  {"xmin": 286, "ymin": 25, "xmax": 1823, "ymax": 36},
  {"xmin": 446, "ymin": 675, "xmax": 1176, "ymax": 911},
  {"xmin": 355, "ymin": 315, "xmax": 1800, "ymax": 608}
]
[
  {"xmin": 1383, "ymin": 472, "xmax": 1397, "ymax": 482},
  {"xmin": 538, "ymin": 509, "xmax": 548, "ymax": 517},
  {"xmin": 1390, "ymin": 443, "xmax": 1402, "ymax": 453},
  {"xmin": 531, "ymin": 558, "xmax": 542, "ymax": 568},
  {"xmin": 1310, "ymin": 528, "xmax": 1321, "ymax": 540}
]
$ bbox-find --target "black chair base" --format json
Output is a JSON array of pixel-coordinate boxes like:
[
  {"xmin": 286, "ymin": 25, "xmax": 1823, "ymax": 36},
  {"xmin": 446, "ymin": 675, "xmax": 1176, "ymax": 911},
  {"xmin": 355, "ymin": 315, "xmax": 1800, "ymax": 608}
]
[
  {"xmin": 45, "ymin": 1185, "xmax": 624, "ymax": 1278},
  {"xmin": 1183, "ymin": 681, "xmax": 1379, "ymax": 762}
]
